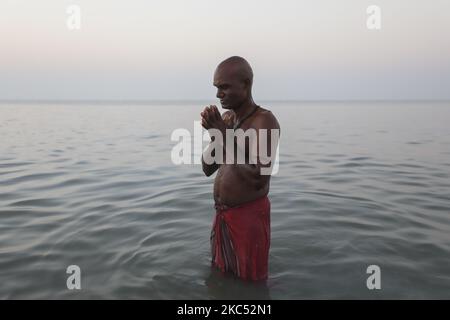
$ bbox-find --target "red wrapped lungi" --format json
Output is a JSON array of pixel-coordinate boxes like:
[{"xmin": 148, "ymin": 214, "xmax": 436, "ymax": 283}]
[{"xmin": 210, "ymin": 196, "xmax": 271, "ymax": 281}]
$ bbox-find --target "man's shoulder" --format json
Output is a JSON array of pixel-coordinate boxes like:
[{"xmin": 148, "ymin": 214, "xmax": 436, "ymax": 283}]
[{"xmin": 252, "ymin": 106, "xmax": 280, "ymax": 129}]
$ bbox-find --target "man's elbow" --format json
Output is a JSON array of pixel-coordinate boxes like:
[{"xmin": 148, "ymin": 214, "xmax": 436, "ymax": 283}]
[
  {"xmin": 202, "ymin": 167, "xmax": 210, "ymax": 177},
  {"xmin": 202, "ymin": 167, "xmax": 214, "ymax": 177},
  {"xmin": 202, "ymin": 163, "xmax": 218, "ymax": 177}
]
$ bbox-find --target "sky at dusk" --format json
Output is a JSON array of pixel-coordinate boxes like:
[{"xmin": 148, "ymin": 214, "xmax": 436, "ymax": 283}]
[{"xmin": 0, "ymin": 0, "xmax": 449, "ymax": 101}]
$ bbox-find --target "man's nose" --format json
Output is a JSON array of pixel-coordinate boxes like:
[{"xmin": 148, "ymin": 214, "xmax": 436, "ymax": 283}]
[{"xmin": 216, "ymin": 90, "xmax": 224, "ymax": 99}]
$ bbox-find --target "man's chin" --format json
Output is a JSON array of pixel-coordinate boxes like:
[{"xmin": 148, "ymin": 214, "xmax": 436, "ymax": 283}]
[{"xmin": 221, "ymin": 103, "xmax": 232, "ymax": 109}]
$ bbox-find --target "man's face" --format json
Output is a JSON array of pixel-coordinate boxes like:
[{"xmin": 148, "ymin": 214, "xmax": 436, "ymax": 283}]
[{"xmin": 213, "ymin": 66, "xmax": 248, "ymax": 110}]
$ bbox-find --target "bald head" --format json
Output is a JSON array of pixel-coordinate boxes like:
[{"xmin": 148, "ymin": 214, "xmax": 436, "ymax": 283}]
[
  {"xmin": 216, "ymin": 56, "xmax": 254, "ymax": 86},
  {"xmin": 213, "ymin": 56, "xmax": 254, "ymax": 110}
]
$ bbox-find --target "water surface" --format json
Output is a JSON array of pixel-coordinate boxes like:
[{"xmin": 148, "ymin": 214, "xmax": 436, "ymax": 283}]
[{"xmin": 1, "ymin": 101, "xmax": 449, "ymax": 299}]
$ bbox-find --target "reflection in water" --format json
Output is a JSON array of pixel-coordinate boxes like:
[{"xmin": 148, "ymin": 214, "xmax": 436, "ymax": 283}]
[{"xmin": 205, "ymin": 267, "xmax": 271, "ymax": 300}]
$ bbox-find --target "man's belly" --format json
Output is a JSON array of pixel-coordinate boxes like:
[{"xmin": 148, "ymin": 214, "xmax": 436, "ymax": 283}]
[{"xmin": 214, "ymin": 164, "xmax": 269, "ymax": 207}]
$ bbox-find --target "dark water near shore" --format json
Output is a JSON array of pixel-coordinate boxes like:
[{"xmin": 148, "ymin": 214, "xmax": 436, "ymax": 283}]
[{"xmin": 1, "ymin": 101, "xmax": 449, "ymax": 299}]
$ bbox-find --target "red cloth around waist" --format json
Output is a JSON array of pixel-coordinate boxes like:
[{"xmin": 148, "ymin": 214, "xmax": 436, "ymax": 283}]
[{"xmin": 210, "ymin": 195, "xmax": 271, "ymax": 281}]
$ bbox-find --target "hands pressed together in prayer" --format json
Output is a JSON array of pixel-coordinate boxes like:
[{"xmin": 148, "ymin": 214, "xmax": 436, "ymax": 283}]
[{"xmin": 200, "ymin": 105, "xmax": 231, "ymax": 136}]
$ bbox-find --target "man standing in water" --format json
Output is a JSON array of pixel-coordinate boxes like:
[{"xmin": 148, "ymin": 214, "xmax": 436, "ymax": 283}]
[{"xmin": 200, "ymin": 56, "xmax": 280, "ymax": 281}]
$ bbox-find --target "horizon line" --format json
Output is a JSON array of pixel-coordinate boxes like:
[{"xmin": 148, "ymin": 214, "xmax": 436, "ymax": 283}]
[{"xmin": 1, "ymin": 99, "xmax": 449, "ymax": 105}]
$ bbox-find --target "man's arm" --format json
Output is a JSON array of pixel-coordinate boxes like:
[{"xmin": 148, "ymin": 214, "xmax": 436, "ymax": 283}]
[
  {"xmin": 201, "ymin": 145, "xmax": 219, "ymax": 177},
  {"xmin": 201, "ymin": 109, "xmax": 234, "ymax": 177},
  {"xmin": 232, "ymin": 111, "xmax": 280, "ymax": 181}
]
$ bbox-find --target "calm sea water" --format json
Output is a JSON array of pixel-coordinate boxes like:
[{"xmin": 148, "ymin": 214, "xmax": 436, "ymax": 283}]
[{"xmin": 1, "ymin": 101, "xmax": 449, "ymax": 299}]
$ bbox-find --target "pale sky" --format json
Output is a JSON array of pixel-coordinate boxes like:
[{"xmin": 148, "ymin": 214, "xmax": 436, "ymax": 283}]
[{"xmin": 0, "ymin": 0, "xmax": 449, "ymax": 100}]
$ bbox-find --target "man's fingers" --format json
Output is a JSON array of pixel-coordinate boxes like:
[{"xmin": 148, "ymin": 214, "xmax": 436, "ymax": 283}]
[
  {"xmin": 202, "ymin": 106, "xmax": 213, "ymax": 121},
  {"xmin": 209, "ymin": 105, "xmax": 221, "ymax": 121},
  {"xmin": 211, "ymin": 105, "xmax": 220, "ymax": 119},
  {"xmin": 206, "ymin": 107, "xmax": 216, "ymax": 121},
  {"xmin": 202, "ymin": 117, "xmax": 212, "ymax": 129},
  {"xmin": 207, "ymin": 108, "xmax": 216, "ymax": 121},
  {"xmin": 201, "ymin": 105, "xmax": 222, "ymax": 125},
  {"xmin": 202, "ymin": 106, "xmax": 212, "ymax": 115}
]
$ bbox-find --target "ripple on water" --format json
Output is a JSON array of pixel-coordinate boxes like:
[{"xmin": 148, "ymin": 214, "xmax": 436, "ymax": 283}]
[
  {"xmin": 9, "ymin": 198, "xmax": 64, "ymax": 208},
  {"xmin": 0, "ymin": 162, "xmax": 34, "ymax": 169},
  {"xmin": 2, "ymin": 172, "xmax": 66, "ymax": 186}
]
